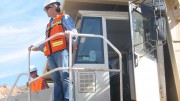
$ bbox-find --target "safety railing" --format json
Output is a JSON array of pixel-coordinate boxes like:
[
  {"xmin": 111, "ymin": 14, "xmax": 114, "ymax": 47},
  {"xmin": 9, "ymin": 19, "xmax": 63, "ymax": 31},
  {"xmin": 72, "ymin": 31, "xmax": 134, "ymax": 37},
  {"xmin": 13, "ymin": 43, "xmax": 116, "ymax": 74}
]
[
  {"xmin": 28, "ymin": 32, "xmax": 123, "ymax": 101},
  {"xmin": 4, "ymin": 73, "xmax": 28, "ymax": 101}
]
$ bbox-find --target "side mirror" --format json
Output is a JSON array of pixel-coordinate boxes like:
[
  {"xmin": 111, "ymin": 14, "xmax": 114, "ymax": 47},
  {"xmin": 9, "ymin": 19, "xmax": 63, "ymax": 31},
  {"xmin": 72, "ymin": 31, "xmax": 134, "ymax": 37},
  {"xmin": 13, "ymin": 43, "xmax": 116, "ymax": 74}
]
[
  {"xmin": 149, "ymin": 16, "xmax": 167, "ymax": 41},
  {"xmin": 140, "ymin": 0, "xmax": 167, "ymax": 17},
  {"xmin": 140, "ymin": 0, "xmax": 167, "ymax": 41}
]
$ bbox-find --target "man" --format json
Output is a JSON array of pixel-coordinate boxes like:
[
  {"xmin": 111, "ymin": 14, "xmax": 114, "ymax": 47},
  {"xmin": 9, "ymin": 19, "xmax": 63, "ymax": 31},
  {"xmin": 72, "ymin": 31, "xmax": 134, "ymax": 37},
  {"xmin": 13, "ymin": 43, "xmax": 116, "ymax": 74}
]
[
  {"xmin": 28, "ymin": 0, "xmax": 77, "ymax": 101},
  {"xmin": 30, "ymin": 65, "xmax": 49, "ymax": 92}
]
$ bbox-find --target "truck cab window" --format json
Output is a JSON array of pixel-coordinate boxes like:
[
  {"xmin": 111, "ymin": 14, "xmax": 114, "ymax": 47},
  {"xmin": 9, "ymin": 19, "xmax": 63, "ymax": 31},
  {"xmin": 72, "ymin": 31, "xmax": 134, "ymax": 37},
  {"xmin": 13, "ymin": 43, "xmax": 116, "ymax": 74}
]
[{"xmin": 75, "ymin": 17, "xmax": 104, "ymax": 64}]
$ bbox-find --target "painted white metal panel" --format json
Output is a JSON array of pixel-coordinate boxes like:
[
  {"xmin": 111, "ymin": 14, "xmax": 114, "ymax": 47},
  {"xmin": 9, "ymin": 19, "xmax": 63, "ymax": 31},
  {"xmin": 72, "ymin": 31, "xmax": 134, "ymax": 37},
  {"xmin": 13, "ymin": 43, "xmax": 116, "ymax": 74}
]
[
  {"xmin": 134, "ymin": 55, "xmax": 160, "ymax": 101},
  {"xmin": 73, "ymin": 64, "xmax": 110, "ymax": 101},
  {"xmin": 129, "ymin": 2, "xmax": 163, "ymax": 101}
]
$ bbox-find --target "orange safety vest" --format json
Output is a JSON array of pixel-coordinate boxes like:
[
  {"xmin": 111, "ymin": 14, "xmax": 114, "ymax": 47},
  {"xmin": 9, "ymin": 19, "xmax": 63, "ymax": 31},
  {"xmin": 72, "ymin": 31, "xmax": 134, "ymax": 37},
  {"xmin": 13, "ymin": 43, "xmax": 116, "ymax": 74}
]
[
  {"xmin": 43, "ymin": 13, "xmax": 66, "ymax": 56},
  {"xmin": 30, "ymin": 77, "xmax": 43, "ymax": 92}
]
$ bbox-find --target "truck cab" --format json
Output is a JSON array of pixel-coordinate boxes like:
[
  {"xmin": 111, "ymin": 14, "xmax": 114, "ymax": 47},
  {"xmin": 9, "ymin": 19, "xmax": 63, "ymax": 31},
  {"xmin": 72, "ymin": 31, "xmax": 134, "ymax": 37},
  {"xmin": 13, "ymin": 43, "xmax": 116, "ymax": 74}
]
[{"xmin": 4, "ymin": 0, "xmax": 176, "ymax": 101}]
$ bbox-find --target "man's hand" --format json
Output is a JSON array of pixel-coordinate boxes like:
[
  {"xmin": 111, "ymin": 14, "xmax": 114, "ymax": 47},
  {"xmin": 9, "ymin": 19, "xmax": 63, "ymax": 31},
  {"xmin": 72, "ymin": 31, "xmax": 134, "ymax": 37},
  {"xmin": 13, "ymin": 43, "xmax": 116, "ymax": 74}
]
[
  {"xmin": 28, "ymin": 45, "xmax": 40, "ymax": 51},
  {"xmin": 64, "ymin": 30, "xmax": 70, "ymax": 37},
  {"xmin": 28, "ymin": 45, "xmax": 33, "ymax": 51}
]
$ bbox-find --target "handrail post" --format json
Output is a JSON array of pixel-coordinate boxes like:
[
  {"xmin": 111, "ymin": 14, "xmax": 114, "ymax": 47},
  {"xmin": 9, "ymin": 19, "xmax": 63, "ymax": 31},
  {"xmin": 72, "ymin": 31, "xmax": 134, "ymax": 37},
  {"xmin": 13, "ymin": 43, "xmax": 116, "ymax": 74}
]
[
  {"xmin": 119, "ymin": 53, "xmax": 123, "ymax": 101},
  {"xmin": 28, "ymin": 51, "xmax": 31, "ymax": 101},
  {"xmin": 69, "ymin": 32, "xmax": 73, "ymax": 101}
]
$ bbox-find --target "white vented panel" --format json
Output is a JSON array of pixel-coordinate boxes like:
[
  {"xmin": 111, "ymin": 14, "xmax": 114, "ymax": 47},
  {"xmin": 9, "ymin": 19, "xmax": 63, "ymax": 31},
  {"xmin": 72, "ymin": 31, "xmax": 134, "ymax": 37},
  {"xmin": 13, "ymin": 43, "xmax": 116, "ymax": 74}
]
[{"xmin": 78, "ymin": 72, "xmax": 96, "ymax": 93}]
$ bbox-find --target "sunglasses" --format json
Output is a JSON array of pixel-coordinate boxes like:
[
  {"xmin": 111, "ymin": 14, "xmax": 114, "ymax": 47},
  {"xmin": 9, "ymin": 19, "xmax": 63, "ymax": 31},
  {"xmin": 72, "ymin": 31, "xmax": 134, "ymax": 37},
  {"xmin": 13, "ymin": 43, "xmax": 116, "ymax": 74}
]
[
  {"xmin": 44, "ymin": 5, "xmax": 54, "ymax": 11},
  {"xmin": 30, "ymin": 71, "xmax": 36, "ymax": 74}
]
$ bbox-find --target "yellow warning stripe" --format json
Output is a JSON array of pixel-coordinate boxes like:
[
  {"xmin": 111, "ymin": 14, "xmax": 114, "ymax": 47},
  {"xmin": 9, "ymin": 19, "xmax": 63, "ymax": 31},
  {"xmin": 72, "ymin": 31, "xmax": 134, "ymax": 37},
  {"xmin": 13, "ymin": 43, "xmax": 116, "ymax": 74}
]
[
  {"xmin": 52, "ymin": 41, "xmax": 63, "ymax": 47},
  {"xmin": 44, "ymin": 47, "xmax": 47, "ymax": 51}
]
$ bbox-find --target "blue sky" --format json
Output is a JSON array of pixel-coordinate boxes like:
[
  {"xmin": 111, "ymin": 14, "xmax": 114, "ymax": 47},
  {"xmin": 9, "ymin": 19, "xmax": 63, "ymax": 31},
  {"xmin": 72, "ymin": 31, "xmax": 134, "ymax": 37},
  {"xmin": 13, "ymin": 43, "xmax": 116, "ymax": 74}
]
[{"xmin": 0, "ymin": 0, "xmax": 54, "ymax": 86}]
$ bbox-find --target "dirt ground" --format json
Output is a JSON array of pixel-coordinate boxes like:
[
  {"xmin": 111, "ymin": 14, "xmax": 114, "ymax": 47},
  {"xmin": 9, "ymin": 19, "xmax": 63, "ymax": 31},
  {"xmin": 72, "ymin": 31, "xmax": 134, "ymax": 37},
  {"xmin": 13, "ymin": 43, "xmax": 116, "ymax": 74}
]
[{"xmin": 0, "ymin": 86, "xmax": 27, "ymax": 99}]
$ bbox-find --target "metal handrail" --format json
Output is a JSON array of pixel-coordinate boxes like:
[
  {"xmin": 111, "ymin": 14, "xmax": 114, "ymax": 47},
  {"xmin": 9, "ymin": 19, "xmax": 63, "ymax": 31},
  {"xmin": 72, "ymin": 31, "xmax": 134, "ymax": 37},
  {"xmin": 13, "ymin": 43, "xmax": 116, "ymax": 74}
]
[
  {"xmin": 5, "ymin": 73, "xmax": 28, "ymax": 101},
  {"xmin": 29, "ymin": 67, "xmax": 121, "ymax": 83},
  {"xmin": 29, "ymin": 32, "xmax": 123, "ymax": 101}
]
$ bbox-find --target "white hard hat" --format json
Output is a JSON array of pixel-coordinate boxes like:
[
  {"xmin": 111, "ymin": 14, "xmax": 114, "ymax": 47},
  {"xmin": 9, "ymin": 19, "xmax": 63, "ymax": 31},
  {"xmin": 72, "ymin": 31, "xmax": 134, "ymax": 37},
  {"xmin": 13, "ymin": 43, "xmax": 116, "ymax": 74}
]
[
  {"xmin": 44, "ymin": 0, "xmax": 60, "ymax": 8},
  {"xmin": 30, "ymin": 65, "xmax": 37, "ymax": 73}
]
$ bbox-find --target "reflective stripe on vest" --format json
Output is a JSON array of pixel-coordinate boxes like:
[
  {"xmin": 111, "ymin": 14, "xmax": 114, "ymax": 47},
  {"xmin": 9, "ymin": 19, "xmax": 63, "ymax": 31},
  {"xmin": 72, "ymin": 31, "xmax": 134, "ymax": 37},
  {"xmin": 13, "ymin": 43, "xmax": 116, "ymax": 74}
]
[
  {"xmin": 30, "ymin": 77, "xmax": 43, "ymax": 92},
  {"xmin": 43, "ymin": 13, "xmax": 66, "ymax": 56}
]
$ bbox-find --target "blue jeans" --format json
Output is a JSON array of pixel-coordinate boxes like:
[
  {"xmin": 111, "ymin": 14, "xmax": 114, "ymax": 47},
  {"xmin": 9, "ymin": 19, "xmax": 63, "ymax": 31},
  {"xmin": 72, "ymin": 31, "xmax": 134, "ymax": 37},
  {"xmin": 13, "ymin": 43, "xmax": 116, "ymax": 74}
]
[{"xmin": 48, "ymin": 49, "xmax": 70, "ymax": 101}]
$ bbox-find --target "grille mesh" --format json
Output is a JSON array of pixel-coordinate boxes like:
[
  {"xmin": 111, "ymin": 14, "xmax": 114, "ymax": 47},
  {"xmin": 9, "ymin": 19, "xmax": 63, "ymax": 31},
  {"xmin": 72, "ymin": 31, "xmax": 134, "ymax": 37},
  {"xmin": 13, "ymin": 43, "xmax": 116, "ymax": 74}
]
[{"xmin": 78, "ymin": 72, "xmax": 96, "ymax": 93}]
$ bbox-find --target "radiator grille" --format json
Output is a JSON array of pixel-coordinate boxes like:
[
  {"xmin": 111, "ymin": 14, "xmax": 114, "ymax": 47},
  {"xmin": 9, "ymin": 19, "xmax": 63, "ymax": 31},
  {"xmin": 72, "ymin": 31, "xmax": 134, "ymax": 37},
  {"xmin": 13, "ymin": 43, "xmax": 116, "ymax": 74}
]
[{"xmin": 78, "ymin": 72, "xmax": 96, "ymax": 93}]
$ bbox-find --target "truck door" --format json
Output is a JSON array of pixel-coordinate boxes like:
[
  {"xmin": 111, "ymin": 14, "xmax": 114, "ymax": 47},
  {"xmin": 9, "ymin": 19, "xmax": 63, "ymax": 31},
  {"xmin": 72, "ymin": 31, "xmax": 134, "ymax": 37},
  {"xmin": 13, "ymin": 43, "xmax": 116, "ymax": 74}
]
[
  {"xmin": 129, "ymin": 2, "xmax": 161, "ymax": 101},
  {"xmin": 73, "ymin": 16, "xmax": 111, "ymax": 101}
]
